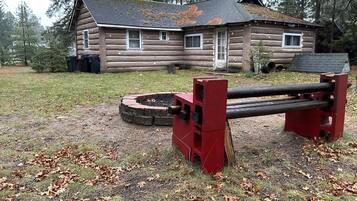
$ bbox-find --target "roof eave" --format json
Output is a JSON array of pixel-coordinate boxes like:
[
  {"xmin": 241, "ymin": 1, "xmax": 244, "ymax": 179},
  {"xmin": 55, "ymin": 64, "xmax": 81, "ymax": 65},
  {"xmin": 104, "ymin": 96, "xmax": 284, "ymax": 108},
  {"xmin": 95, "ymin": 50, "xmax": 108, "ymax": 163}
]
[
  {"xmin": 68, "ymin": 0, "xmax": 80, "ymax": 31},
  {"xmin": 69, "ymin": 0, "xmax": 100, "ymax": 31},
  {"xmin": 249, "ymin": 20, "xmax": 322, "ymax": 28},
  {"xmin": 97, "ymin": 23, "xmax": 183, "ymax": 31}
]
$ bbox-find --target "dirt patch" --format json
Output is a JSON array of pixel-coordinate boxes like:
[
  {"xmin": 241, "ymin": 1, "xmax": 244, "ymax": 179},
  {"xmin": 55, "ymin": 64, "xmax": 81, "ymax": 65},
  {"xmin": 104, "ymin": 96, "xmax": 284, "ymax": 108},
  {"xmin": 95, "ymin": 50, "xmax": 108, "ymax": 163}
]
[
  {"xmin": 1, "ymin": 101, "xmax": 356, "ymax": 159},
  {"xmin": 1, "ymin": 102, "xmax": 356, "ymax": 200}
]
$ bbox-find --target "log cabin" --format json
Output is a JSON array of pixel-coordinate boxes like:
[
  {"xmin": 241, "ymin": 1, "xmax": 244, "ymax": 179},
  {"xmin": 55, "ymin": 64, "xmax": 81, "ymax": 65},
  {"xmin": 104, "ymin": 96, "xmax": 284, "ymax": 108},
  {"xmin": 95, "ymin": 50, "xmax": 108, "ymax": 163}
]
[{"xmin": 69, "ymin": 0, "xmax": 319, "ymax": 73}]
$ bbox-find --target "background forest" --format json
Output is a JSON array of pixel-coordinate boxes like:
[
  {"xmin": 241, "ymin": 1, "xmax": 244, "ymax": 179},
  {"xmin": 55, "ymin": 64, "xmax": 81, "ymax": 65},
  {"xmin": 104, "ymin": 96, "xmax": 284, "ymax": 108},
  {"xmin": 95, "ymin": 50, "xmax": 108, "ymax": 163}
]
[{"xmin": 0, "ymin": 0, "xmax": 356, "ymax": 69}]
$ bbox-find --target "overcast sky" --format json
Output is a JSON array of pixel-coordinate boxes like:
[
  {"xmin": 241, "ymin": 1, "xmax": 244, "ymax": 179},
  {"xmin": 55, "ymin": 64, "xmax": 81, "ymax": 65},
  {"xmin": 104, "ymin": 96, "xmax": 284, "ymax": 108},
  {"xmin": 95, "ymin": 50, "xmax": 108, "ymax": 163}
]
[{"xmin": 3, "ymin": 0, "xmax": 55, "ymax": 27}]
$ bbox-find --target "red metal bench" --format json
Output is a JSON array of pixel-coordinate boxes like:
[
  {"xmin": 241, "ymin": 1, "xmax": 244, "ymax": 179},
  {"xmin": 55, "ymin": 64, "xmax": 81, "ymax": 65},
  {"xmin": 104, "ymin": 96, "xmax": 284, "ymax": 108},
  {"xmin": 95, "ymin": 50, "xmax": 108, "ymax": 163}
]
[{"xmin": 169, "ymin": 73, "xmax": 349, "ymax": 174}]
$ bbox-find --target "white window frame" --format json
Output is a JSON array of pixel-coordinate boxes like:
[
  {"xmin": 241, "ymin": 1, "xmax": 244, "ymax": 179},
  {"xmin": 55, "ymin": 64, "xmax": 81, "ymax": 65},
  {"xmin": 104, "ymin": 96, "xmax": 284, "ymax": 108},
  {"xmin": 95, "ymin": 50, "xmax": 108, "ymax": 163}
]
[
  {"xmin": 83, "ymin": 29, "xmax": 89, "ymax": 49},
  {"xmin": 126, "ymin": 29, "xmax": 142, "ymax": 50},
  {"xmin": 184, "ymin": 33, "xmax": 203, "ymax": 50},
  {"xmin": 282, "ymin": 33, "xmax": 303, "ymax": 49},
  {"xmin": 160, "ymin": 31, "xmax": 169, "ymax": 41}
]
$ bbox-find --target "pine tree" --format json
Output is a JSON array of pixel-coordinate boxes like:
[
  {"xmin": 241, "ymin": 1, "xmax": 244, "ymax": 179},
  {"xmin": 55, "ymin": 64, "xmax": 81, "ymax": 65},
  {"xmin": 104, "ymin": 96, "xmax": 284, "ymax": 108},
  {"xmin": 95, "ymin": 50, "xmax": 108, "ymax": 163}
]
[
  {"xmin": 267, "ymin": 0, "xmax": 313, "ymax": 19},
  {"xmin": 13, "ymin": 1, "xmax": 43, "ymax": 66},
  {"xmin": 0, "ymin": 0, "xmax": 15, "ymax": 66},
  {"xmin": 47, "ymin": 0, "xmax": 75, "ymax": 49}
]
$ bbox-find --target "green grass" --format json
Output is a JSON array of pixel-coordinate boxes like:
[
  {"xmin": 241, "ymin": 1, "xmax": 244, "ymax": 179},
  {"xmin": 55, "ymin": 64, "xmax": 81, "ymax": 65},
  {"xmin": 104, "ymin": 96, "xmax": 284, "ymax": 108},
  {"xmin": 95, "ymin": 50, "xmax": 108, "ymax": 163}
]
[
  {"xmin": 1, "ymin": 67, "xmax": 356, "ymax": 117},
  {"xmin": 0, "ymin": 68, "xmax": 203, "ymax": 116}
]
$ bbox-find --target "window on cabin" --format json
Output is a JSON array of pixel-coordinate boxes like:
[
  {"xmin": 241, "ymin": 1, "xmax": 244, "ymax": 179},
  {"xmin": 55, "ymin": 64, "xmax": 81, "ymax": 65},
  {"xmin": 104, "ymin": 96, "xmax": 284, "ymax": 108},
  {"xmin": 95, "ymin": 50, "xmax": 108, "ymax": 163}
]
[
  {"xmin": 160, "ymin": 31, "xmax": 168, "ymax": 41},
  {"xmin": 283, "ymin": 33, "xmax": 302, "ymax": 48},
  {"xmin": 185, "ymin": 34, "xmax": 202, "ymax": 49},
  {"xmin": 127, "ymin": 30, "xmax": 141, "ymax": 49},
  {"xmin": 83, "ymin": 30, "xmax": 89, "ymax": 49}
]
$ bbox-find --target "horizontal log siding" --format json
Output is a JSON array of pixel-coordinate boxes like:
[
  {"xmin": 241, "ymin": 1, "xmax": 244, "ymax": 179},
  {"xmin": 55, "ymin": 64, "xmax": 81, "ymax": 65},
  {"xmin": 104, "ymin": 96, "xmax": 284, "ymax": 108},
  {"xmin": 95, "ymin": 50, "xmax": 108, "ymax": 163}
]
[
  {"xmin": 76, "ymin": 4, "xmax": 99, "ymax": 56},
  {"xmin": 183, "ymin": 28, "xmax": 215, "ymax": 68},
  {"xmin": 250, "ymin": 25, "xmax": 316, "ymax": 66},
  {"xmin": 104, "ymin": 28, "xmax": 184, "ymax": 72},
  {"xmin": 228, "ymin": 25, "xmax": 245, "ymax": 69}
]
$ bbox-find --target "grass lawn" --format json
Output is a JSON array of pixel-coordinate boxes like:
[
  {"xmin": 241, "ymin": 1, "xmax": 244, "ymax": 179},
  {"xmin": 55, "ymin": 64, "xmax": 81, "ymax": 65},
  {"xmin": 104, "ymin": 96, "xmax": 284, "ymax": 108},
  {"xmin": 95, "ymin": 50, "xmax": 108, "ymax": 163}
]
[
  {"xmin": 1, "ymin": 67, "xmax": 356, "ymax": 117},
  {"xmin": 0, "ymin": 67, "xmax": 356, "ymax": 200}
]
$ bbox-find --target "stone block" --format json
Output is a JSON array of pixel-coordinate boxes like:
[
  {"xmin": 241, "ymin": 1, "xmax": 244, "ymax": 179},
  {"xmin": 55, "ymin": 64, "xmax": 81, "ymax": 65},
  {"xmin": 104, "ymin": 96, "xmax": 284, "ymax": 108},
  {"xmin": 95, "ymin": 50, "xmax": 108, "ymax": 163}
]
[
  {"xmin": 133, "ymin": 115, "xmax": 154, "ymax": 126},
  {"xmin": 121, "ymin": 112, "xmax": 133, "ymax": 123},
  {"xmin": 154, "ymin": 116, "xmax": 173, "ymax": 126}
]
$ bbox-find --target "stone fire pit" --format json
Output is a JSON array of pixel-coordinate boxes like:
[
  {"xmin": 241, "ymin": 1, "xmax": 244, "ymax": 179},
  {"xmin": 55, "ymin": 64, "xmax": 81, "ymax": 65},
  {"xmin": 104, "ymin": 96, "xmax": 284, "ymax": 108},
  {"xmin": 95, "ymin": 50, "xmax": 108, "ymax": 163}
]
[{"xmin": 119, "ymin": 93, "xmax": 175, "ymax": 126}]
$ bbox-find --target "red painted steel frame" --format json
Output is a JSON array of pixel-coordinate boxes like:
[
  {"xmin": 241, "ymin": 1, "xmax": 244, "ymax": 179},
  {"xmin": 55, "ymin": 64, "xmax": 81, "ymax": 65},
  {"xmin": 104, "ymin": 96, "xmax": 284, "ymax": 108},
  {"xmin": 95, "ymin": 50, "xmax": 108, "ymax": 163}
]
[{"xmin": 284, "ymin": 73, "xmax": 348, "ymax": 141}]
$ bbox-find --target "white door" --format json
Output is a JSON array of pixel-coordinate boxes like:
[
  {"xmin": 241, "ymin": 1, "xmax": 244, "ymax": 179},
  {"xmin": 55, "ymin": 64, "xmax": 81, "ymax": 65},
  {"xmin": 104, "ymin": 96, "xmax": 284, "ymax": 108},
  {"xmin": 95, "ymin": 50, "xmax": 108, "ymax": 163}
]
[{"xmin": 215, "ymin": 29, "xmax": 228, "ymax": 69}]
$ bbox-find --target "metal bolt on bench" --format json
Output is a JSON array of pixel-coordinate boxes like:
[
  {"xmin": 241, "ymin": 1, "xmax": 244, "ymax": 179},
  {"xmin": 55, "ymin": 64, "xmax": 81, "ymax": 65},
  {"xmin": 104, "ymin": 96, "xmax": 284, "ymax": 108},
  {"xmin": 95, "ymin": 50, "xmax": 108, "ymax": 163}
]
[{"xmin": 169, "ymin": 73, "xmax": 349, "ymax": 174}]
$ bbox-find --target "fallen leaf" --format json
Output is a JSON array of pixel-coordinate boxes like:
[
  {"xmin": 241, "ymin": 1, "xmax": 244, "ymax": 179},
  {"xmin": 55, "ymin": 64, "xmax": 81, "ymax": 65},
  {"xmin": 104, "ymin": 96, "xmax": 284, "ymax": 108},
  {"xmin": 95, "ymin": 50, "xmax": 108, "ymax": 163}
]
[
  {"xmin": 40, "ymin": 169, "xmax": 79, "ymax": 197},
  {"xmin": 298, "ymin": 170, "xmax": 313, "ymax": 179},
  {"xmin": 0, "ymin": 177, "xmax": 6, "ymax": 183},
  {"xmin": 347, "ymin": 183, "xmax": 357, "ymax": 194},
  {"xmin": 240, "ymin": 178, "xmax": 259, "ymax": 196},
  {"xmin": 137, "ymin": 181, "xmax": 146, "ymax": 188},
  {"xmin": 34, "ymin": 170, "xmax": 50, "ymax": 182},
  {"xmin": 348, "ymin": 142, "xmax": 357, "ymax": 148},
  {"xmin": 224, "ymin": 195, "xmax": 239, "ymax": 201},
  {"xmin": 256, "ymin": 171, "xmax": 267, "ymax": 179},
  {"xmin": 213, "ymin": 172, "xmax": 224, "ymax": 181},
  {"xmin": 328, "ymin": 175, "xmax": 357, "ymax": 196},
  {"xmin": 214, "ymin": 182, "xmax": 224, "ymax": 190},
  {"xmin": 193, "ymin": 197, "xmax": 204, "ymax": 201}
]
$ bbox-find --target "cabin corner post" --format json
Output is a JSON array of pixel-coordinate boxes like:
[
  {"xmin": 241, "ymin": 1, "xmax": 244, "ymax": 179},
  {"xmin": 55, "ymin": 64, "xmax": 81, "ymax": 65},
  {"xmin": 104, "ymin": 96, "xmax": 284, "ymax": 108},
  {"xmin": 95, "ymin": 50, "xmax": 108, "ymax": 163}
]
[
  {"xmin": 99, "ymin": 27, "xmax": 108, "ymax": 72},
  {"xmin": 242, "ymin": 25, "xmax": 252, "ymax": 71}
]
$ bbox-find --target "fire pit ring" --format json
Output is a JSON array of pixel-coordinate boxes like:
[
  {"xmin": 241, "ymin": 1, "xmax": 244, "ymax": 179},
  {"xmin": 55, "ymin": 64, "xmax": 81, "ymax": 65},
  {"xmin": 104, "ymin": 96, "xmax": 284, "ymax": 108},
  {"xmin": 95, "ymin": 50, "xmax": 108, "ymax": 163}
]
[{"xmin": 120, "ymin": 92, "xmax": 175, "ymax": 126}]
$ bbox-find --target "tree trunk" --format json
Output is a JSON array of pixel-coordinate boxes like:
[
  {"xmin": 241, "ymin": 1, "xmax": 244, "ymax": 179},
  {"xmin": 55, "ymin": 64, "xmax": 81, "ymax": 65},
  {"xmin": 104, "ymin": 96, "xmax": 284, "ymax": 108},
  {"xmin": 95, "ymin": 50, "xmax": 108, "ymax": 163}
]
[
  {"xmin": 0, "ymin": 49, "xmax": 2, "ymax": 68},
  {"xmin": 300, "ymin": 0, "xmax": 305, "ymax": 19},
  {"xmin": 330, "ymin": 0, "xmax": 336, "ymax": 53},
  {"xmin": 21, "ymin": 5, "xmax": 28, "ymax": 66},
  {"xmin": 0, "ymin": 48, "xmax": 2, "ymax": 68},
  {"xmin": 25, "ymin": 9, "xmax": 31, "ymax": 64},
  {"xmin": 315, "ymin": 0, "xmax": 321, "ymax": 23}
]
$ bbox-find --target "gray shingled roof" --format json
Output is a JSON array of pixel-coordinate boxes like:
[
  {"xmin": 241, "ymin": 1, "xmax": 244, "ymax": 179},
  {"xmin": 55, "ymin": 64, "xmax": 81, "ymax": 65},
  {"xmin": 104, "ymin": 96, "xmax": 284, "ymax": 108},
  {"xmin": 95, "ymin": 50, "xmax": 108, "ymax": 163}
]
[
  {"xmin": 80, "ymin": 0, "xmax": 318, "ymax": 29},
  {"xmin": 290, "ymin": 53, "xmax": 351, "ymax": 73},
  {"xmin": 83, "ymin": 0, "xmax": 183, "ymax": 29}
]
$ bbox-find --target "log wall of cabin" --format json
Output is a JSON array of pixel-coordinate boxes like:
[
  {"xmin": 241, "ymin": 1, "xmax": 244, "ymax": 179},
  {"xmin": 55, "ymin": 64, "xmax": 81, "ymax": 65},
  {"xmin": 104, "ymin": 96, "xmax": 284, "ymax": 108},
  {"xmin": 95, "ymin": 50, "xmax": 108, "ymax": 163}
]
[
  {"xmin": 74, "ymin": 4, "xmax": 317, "ymax": 73},
  {"xmin": 104, "ymin": 28, "xmax": 184, "ymax": 72},
  {"xmin": 227, "ymin": 25, "xmax": 245, "ymax": 70},
  {"xmin": 75, "ymin": 4, "xmax": 100, "ymax": 57},
  {"xmin": 183, "ymin": 28, "xmax": 215, "ymax": 68},
  {"xmin": 248, "ymin": 24, "xmax": 316, "ymax": 70}
]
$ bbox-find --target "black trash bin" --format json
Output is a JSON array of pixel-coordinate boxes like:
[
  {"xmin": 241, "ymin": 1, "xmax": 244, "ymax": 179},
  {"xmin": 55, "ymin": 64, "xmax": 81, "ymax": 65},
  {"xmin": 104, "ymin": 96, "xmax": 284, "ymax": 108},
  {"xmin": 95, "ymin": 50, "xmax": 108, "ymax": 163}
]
[
  {"xmin": 86, "ymin": 55, "xmax": 101, "ymax": 74},
  {"xmin": 66, "ymin": 56, "xmax": 77, "ymax": 72},
  {"xmin": 80, "ymin": 55, "xmax": 91, "ymax": 72}
]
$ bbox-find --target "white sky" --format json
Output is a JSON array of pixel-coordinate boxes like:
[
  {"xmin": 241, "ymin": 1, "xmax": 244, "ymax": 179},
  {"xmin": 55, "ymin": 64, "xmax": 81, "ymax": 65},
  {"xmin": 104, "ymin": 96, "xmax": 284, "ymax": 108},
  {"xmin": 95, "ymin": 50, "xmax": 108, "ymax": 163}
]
[{"xmin": 3, "ymin": 0, "xmax": 55, "ymax": 27}]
